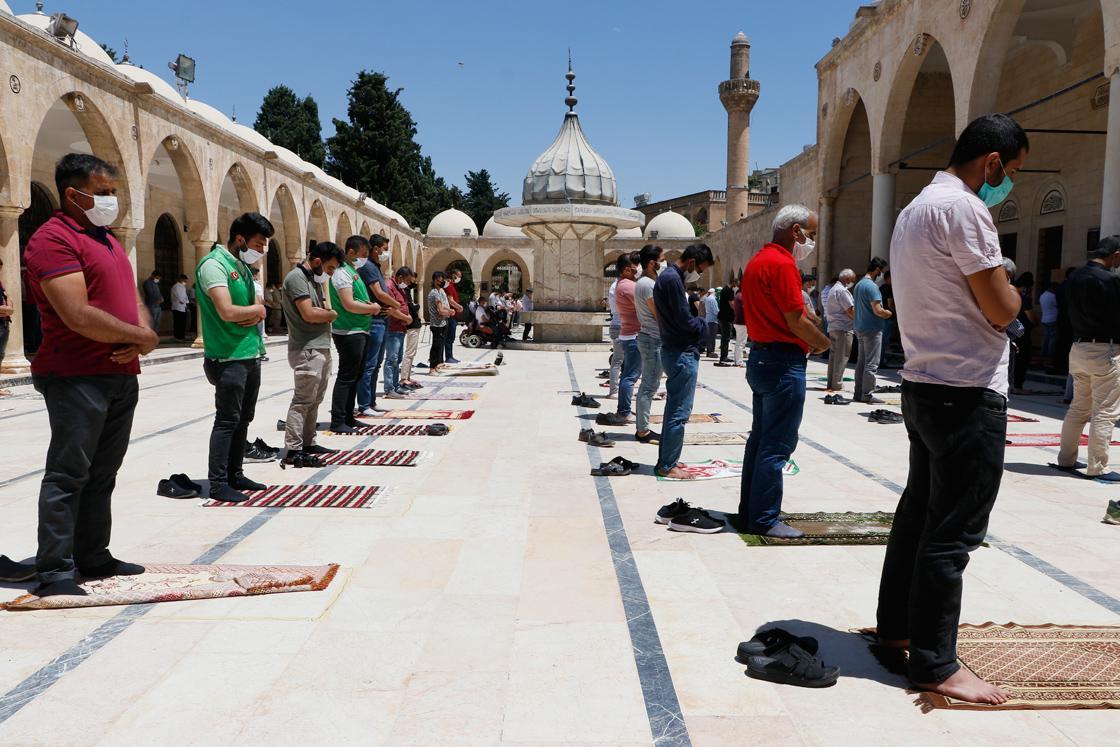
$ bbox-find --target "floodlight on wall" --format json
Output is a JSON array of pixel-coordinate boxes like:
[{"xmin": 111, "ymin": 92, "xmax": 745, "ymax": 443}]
[
  {"xmin": 168, "ymin": 53, "xmax": 196, "ymax": 96},
  {"xmin": 47, "ymin": 12, "xmax": 79, "ymax": 47},
  {"xmin": 462, "ymin": 228, "xmax": 472, "ymax": 237},
  {"xmin": 649, "ymin": 230, "xmax": 659, "ymax": 239}
]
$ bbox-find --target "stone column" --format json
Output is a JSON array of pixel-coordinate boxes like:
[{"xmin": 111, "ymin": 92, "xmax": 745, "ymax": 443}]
[
  {"xmin": 871, "ymin": 171, "xmax": 897, "ymax": 263},
  {"xmin": 0, "ymin": 205, "xmax": 30, "ymax": 374},
  {"xmin": 114, "ymin": 227, "xmax": 141, "ymax": 284},
  {"xmin": 817, "ymin": 193, "xmax": 836, "ymax": 284},
  {"xmin": 1102, "ymin": 71, "xmax": 1120, "ymax": 237},
  {"xmin": 191, "ymin": 238, "xmax": 214, "ymax": 349}
]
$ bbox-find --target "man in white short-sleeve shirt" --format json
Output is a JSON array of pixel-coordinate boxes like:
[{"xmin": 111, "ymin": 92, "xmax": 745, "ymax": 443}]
[{"xmin": 875, "ymin": 114, "xmax": 1028, "ymax": 708}]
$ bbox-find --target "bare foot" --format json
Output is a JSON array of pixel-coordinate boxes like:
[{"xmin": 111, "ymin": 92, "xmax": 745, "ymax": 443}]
[
  {"xmin": 657, "ymin": 466, "xmax": 694, "ymax": 480},
  {"xmin": 916, "ymin": 667, "xmax": 1009, "ymax": 705},
  {"xmin": 877, "ymin": 637, "xmax": 909, "ymax": 649}
]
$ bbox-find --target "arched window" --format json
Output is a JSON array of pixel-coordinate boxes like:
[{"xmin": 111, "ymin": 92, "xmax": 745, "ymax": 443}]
[
  {"xmin": 490, "ymin": 261, "xmax": 524, "ymax": 294},
  {"xmin": 267, "ymin": 239, "xmax": 281, "ymax": 287},
  {"xmin": 153, "ymin": 214, "xmax": 181, "ymax": 308}
]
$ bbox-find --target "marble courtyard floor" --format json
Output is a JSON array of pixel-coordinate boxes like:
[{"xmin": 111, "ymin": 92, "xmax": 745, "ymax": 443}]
[{"xmin": 0, "ymin": 348, "xmax": 1117, "ymax": 745}]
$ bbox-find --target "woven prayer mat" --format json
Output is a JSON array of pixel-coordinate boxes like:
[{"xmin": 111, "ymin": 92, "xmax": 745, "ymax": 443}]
[
  {"xmin": 1008, "ymin": 414, "xmax": 1041, "ymax": 423},
  {"xmin": 1006, "ymin": 434, "xmax": 1120, "ymax": 447},
  {"xmin": 682, "ymin": 432, "xmax": 748, "ymax": 445},
  {"xmin": 651, "ymin": 412, "xmax": 730, "ymax": 424},
  {"xmin": 921, "ymin": 622, "xmax": 1120, "ymax": 710},
  {"xmin": 656, "ymin": 459, "xmax": 797, "ymax": 481},
  {"xmin": 396, "ymin": 391, "xmax": 477, "ymax": 401},
  {"xmin": 431, "ymin": 363, "xmax": 498, "ymax": 376},
  {"xmin": 426, "ymin": 381, "xmax": 487, "ymax": 389},
  {"xmin": 323, "ymin": 424, "xmax": 444, "ymax": 437},
  {"xmin": 740, "ymin": 511, "xmax": 893, "ymax": 546},
  {"xmin": 358, "ymin": 409, "xmax": 474, "ymax": 420},
  {"xmin": 2, "ymin": 563, "xmax": 339, "ymax": 610},
  {"xmin": 202, "ymin": 484, "xmax": 386, "ymax": 508},
  {"xmin": 317, "ymin": 449, "xmax": 425, "ymax": 467}
]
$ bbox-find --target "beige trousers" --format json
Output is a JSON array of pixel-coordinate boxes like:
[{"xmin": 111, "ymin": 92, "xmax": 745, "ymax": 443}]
[
  {"xmin": 401, "ymin": 328, "xmax": 420, "ymax": 381},
  {"xmin": 1058, "ymin": 342, "xmax": 1120, "ymax": 475},
  {"xmin": 285, "ymin": 347, "xmax": 333, "ymax": 451}
]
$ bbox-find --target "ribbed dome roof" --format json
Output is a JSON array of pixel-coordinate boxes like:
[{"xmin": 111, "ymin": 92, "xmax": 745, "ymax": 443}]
[
  {"xmin": 521, "ymin": 64, "xmax": 618, "ymax": 207},
  {"xmin": 483, "ymin": 216, "xmax": 524, "ymax": 238},
  {"xmin": 644, "ymin": 211, "xmax": 695, "ymax": 239},
  {"xmin": 426, "ymin": 208, "xmax": 477, "ymax": 237}
]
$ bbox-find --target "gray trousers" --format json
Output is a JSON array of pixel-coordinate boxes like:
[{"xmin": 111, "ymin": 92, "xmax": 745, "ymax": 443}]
[
  {"xmin": 827, "ymin": 330, "xmax": 853, "ymax": 391},
  {"xmin": 285, "ymin": 348, "xmax": 333, "ymax": 451},
  {"xmin": 33, "ymin": 374, "xmax": 138, "ymax": 582},
  {"xmin": 609, "ymin": 326, "xmax": 623, "ymax": 396},
  {"xmin": 854, "ymin": 330, "xmax": 883, "ymax": 403}
]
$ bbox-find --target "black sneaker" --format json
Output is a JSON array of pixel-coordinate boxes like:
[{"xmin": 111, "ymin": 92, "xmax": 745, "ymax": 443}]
[
  {"xmin": 668, "ymin": 508, "xmax": 725, "ymax": 534},
  {"xmin": 34, "ymin": 579, "xmax": 88, "ymax": 597},
  {"xmin": 304, "ymin": 443, "xmax": 338, "ymax": 455},
  {"xmin": 253, "ymin": 438, "xmax": 281, "ymax": 457},
  {"xmin": 243, "ymin": 443, "xmax": 276, "ymax": 463},
  {"xmin": 636, "ymin": 430, "xmax": 660, "ymax": 444},
  {"xmin": 157, "ymin": 478, "xmax": 198, "ymax": 499},
  {"xmin": 170, "ymin": 473, "xmax": 202, "ymax": 493},
  {"xmin": 230, "ymin": 473, "xmax": 267, "ymax": 492},
  {"xmin": 78, "ymin": 558, "xmax": 146, "ymax": 579},
  {"xmin": 655, "ymin": 498, "xmax": 691, "ymax": 525},
  {"xmin": 281, "ymin": 451, "xmax": 325, "ymax": 469},
  {"xmin": 209, "ymin": 484, "xmax": 250, "ymax": 503},
  {"xmin": 0, "ymin": 555, "xmax": 36, "ymax": 583},
  {"xmin": 572, "ymin": 393, "xmax": 601, "ymax": 408},
  {"xmin": 426, "ymin": 423, "xmax": 450, "ymax": 436}
]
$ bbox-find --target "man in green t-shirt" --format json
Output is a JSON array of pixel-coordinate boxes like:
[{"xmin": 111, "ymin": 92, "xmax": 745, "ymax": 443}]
[
  {"xmin": 281, "ymin": 241, "xmax": 344, "ymax": 467},
  {"xmin": 196, "ymin": 213, "xmax": 272, "ymax": 503},
  {"xmin": 328, "ymin": 236, "xmax": 382, "ymax": 433}
]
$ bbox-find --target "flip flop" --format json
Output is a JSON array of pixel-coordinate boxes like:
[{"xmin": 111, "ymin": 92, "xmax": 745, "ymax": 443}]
[
  {"xmin": 607, "ymin": 456, "xmax": 639, "ymax": 471},
  {"xmin": 590, "ymin": 461, "xmax": 631, "ymax": 476}
]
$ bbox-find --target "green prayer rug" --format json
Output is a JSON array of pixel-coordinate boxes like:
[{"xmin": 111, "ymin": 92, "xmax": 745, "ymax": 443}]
[{"xmin": 740, "ymin": 511, "xmax": 893, "ymax": 546}]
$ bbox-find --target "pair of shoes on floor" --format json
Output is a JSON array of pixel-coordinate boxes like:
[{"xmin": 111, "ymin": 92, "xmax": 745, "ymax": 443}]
[
  {"xmin": 595, "ymin": 412, "xmax": 633, "ymax": 427},
  {"xmin": 737, "ymin": 627, "xmax": 838, "ymax": 688},
  {"xmin": 873, "ymin": 385, "xmax": 902, "ymax": 393},
  {"xmin": 596, "ymin": 370, "xmax": 610, "ymax": 379},
  {"xmin": 281, "ymin": 451, "xmax": 325, "ymax": 470},
  {"xmin": 590, "ymin": 456, "xmax": 638, "ymax": 476},
  {"xmin": 157, "ymin": 473, "xmax": 202, "ymax": 499},
  {"xmin": 635, "ymin": 429, "xmax": 660, "ymax": 444},
  {"xmin": 656, "ymin": 498, "xmax": 725, "ymax": 534},
  {"xmin": 0, "ymin": 555, "xmax": 36, "ymax": 583},
  {"xmin": 244, "ymin": 438, "xmax": 278, "ymax": 463},
  {"xmin": 823, "ymin": 394, "xmax": 850, "ymax": 405},
  {"xmin": 578, "ymin": 428, "xmax": 615, "ymax": 447},
  {"xmin": 1104, "ymin": 500, "xmax": 1120, "ymax": 525},
  {"xmin": 571, "ymin": 392, "xmax": 600, "ymax": 408},
  {"xmin": 868, "ymin": 409, "xmax": 903, "ymax": 424},
  {"xmin": 426, "ymin": 423, "xmax": 450, "ymax": 436}
]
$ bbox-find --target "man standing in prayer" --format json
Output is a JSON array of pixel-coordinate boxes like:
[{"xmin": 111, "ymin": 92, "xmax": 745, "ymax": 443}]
[
  {"xmin": 718, "ymin": 281, "xmax": 736, "ymax": 363},
  {"xmin": 605, "ymin": 253, "xmax": 642, "ymax": 426},
  {"xmin": 170, "ymin": 274, "xmax": 190, "ymax": 341},
  {"xmin": 877, "ymin": 113, "xmax": 1029, "ymax": 705},
  {"xmin": 853, "ymin": 257, "xmax": 892, "ymax": 403},
  {"xmin": 520, "ymin": 288, "xmax": 534, "ymax": 341},
  {"xmin": 824, "ymin": 269, "xmax": 857, "ymax": 393},
  {"xmin": 702, "ymin": 288, "xmax": 719, "ymax": 358},
  {"xmin": 733, "ymin": 205, "xmax": 829, "ymax": 539},
  {"xmin": 427, "ymin": 271, "xmax": 453, "ymax": 369},
  {"xmin": 142, "ymin": 269, "xmax": 163, "ymax": 334},
  {"xmin": 444, "ymin": 268, "xmax": 465, "ymax": 364},
  {"xmin": 383, "ymin": 266, "xmax": 415, "ymax": 398},
  {"xmin": 327, "ymin": 236, "xmax": 381, "ymax": 433},
  {"xmin": 633, "ymin": 244, "xmax": 664, "ymax": 444},
  {"xmin": 356, "ymin": 234, "xmax": 400, "ymax": 416}
]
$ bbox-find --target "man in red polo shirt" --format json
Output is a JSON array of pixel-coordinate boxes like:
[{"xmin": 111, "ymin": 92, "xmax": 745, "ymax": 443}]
[
  {"xmin": 22, "ymin": 153, "xmax": 158, "ymax": 597},
  {"xmin": 734, "ymin": 204, "xmax": 829, "ymax": 539},
  {"xmin": 444, "ymin": 267, "xmax": 465, "ymax": 363}
]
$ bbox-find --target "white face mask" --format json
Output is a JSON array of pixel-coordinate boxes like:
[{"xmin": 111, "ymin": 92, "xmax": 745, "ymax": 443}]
[
  {"xmin": 240, "ymin": 248, "xmax": 263, "ymax": 265},
  {"xmin": 313, "ymin": 270, "xmax": 329, "ymax": 284},
  {"xmin": 656, "ymin": 261, "xmax": 667, "ymax": 276},
  {"xmin": 71, "ymin": 189, "xmax": 119, "ymax": 227},
  {"xmin": 399, "ymin": 280, "xmax": 410, "ymax": 289},
  {"xmin": 793, "ymin": 227, "xmax": 816, "ymax": 261},
  {"xmin": 685, "ymin": 270, "xmax": 701, "ymax": 283},
  {"xmin": 453, "ymin": 277, "xmax": 461, "ymax": 285},
  {"xmin": 354, "ymin": 257, "xmax": 368, "ymax": 270},
  {"xmin": 378, "ymin": 251, "xmax": 390, "ymax": 263}
]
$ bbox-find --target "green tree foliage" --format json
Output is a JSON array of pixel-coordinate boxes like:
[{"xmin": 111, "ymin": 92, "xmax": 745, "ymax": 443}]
[
  {"xmin": 99, "ymin": 43, "xmax": 119, "ymax": 63},
  {"xmin": 254, "ymin": 85, "xmax": 326, "ymax": 167},
  {"xmin": 326, "ymin": 71, "xmax": 453, "ymax": 230},
  {"xmin": 460, "ymin": 169, "xmax": 510, "ymax": 233}
]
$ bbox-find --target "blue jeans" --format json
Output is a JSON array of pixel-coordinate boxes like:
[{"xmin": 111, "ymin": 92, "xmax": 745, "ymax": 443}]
[
  {"xmin": 738, "ymin": 347, "xmax": 807, "ymax": 529},
  {"xmin": 383, "ymin": 331, "xmax": 405, "ymax": 394},
  {"xmin": 635, "ymin": 333, "xmax": 663, "ymax": 433},
  {"xmin": 356, "ymin": 320, "xmax": 387, "ymax": 410},
  {"xmin": 445, "ymin": 318, "xmax": 458, "ymax": 361},
  {"xmin": 656, "ymin": 347, "xmax": 699, "ymax": 473},
  {"xmin": 616, "ymin": 337, "xmax": 642, "ymax": 416}
]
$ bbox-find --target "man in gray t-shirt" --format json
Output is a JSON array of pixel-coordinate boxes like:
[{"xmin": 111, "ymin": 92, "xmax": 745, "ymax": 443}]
[
  {"xmin": 633, "ymin": 247, "xmax": 664, "ymax": 441},
  {"xmin": 824, "ymin": 269, "xmax": 856, "ymax": 392},
  {"xmin": 280, "ymin": 243, "xmax": 342, "ymax": 465},
  {"xmin": 427, "ymin": 271, "xmax": 452, "ymax": 369}
]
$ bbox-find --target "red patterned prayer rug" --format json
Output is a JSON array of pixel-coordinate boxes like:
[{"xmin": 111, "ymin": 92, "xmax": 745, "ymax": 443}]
[
  {"xmin": 922, "ymin": 622, "xmax": 1120, "ymax": 710},
  {"xmin": 2, "ymin": 563, "xmax": 339, "ymax": 610},
  {"xmin": 396, "ymin": 391, "xmax": 478, "ymax": 400},
  {"xmin": 201, "ymin": 484, "xmax": 386, "ymax": 508},
  {"xmin": 317, "ymin": 449, "xmax": 424, "ymax": 467},
  {"xmin": 1006, "ymin": 434, "xmax": 1120, "ymax": 447},
  {"xmin": 324, "ymin": 424, "xmax": 437, "ymax": 437},
  {"xmin": 1008, "ymin": 414, "xmax": 1040, "ymax": 423},
  {"xmin": 357, "ymin": 409, "xmax": 474, "ymax": 420}
]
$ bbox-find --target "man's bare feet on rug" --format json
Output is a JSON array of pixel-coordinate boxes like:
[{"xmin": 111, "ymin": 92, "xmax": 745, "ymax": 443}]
[
  {"xmin": 657, "ymin": 465, "xmax": 694, "ymax": 480},
  {"xmin": 916, "ymin": 667, "xmax": 1009, "ymax": 705}
]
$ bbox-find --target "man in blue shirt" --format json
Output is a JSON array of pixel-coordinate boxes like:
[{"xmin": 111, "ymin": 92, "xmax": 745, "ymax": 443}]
[
  {"xmin": 702, "ymin": 288, "xmax": 719, "ymax": 357},
  {"xmin": 653, "ymin": 244, "xmax": 714, "ymax": 479},
  {"xmin": 853, "ymin": 257, "xmax": 893, "ymax": 403},
  {"xmin": 356, "ymin": 235, "xmax": 402, "ymax": 415}
]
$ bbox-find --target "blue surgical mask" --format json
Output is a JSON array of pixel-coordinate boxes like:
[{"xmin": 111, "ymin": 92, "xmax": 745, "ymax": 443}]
[{"xmin": 978, "ymin": 157, "xmax": 1014, "ymax": 208}]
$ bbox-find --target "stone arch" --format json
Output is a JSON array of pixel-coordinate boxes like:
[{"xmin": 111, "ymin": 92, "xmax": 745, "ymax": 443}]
[
  {"xmin": 830, "ymin": 97, "xmax": 874, "ymax": 274},
  {"xmin": 879, "ymin": 34, "xmax": 960, "ymax": 172},
  {"xmin": 359, "ymin": 220, "xmax": 371, "ymax": 237},
  {"xmin": 821, "ymin": 86, "xmax": 872, "ymax": 191},
  {"xmin": 144, "ymin": 135, "xmax": 209, "ymax": 243},
  {"xmin": 391, "ymin": 235, "xmax": 403, "ymax": 272},
  {"xmin": 216, "ymin": 163, "xmax": 258, "ymax": 242},
  {"xmin": 151, "ymin": 213, "xmax": 182, "ymax": 332},
  {"xmin": 268, "ymin": 183, "xmax": 303, "ymax": 264},
  {"xmin": 481, "ymin": 249, "xmax": 530, "ymax": 295},
  {"xmin": 335, "ymin": 211, "xmax": 353, "ymax": 245},
  {"xmin": 307, "ymin": 199, "xmax": 330, "ymax": 248}
]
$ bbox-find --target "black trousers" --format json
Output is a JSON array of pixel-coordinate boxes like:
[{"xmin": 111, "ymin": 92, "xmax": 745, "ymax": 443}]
[
  {"xmin": 0, "ymin": 320, "xmax": 8, "ymax": 367},
  {"xmin": 203, "ymin": 358, "xmax": 261, "ymax": 489},
  {"xmin": 719, "ymin": 319, "xmax": 732, "ymax": 360},
  {"xmin": 1012, "ymin": 331, "xmax": 1032, "ymax": 389},
  {"xmin": 430, "ymin": 325, "xmax": 447, "ymax": 369},
  {"xmin": 522, "ymin": 322, "xmax": 532, "ymax": 341},
  {"xmin": 34, "ymin": 374, "xmax": 138, "ymax": 582},
  {"xmin": 172, "ymin": 310, "xmax": 188, "ymax": 340},
  {"xmin": 876, "ymin": 380, "xmax": 1006, "ymax": 684},
  {"xmin": 330, "ymin": 332, "xmax": 368, "ymax": 428}
]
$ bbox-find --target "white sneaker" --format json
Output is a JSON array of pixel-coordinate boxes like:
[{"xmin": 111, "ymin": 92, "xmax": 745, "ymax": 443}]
[
  {"xmin": 385, "ymin": 392, "xmax": 406, "ymax": 399},
  {"xmin": 359, "ymin": 407, "xmax": 384, "ymax": 416}
]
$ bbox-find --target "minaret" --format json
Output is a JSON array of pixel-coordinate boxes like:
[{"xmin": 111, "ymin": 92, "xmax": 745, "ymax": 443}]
[{"xmin": 719, "ymin": 32, "xmax": 760, "ymax": 223}]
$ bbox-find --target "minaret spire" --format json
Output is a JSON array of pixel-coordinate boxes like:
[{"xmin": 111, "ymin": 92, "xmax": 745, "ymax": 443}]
[{"xmin": 565, "ymin": 52, "xmax": 578, "ymax": 114}]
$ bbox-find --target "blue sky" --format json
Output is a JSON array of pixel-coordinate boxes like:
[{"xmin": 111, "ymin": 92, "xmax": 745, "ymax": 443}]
[{"xmin": 22, "ymin": 0, "xmax": 862, "ymax": 205}]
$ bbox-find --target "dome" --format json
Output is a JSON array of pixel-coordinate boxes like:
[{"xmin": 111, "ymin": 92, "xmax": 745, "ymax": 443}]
[
  {"xmin": 272, "ymin": 145, "xmax": 309, "ymax": 171},
  {"xmin": 483, "ymin": 216, "xmax": 524, "ymax": 238},
  {"xmin": 229, "ymin": 122, "xmax": 274, "ymax": 151},
  {"xmin": 0, "ymin": 2, "xmax": 13, "ymax": 14},
  {"xmin": 19, "ymin": 12, "xmax": 115, "ymax": 66},
  {"xmin": 644, "ymin": 211, "xmax": 695, "ymax": 240},
  {"xmin": 615, "ymin": 226, "xmax": 643, "ymax": 239},
  {"xmin": 522, "ymin": 64, "xmax": 618, "ymax": 206},
  {"xmin": 116, "ymin": 64, "xmax": 182, "ymax": 104},
  {"xmin": 426, "ymin": 208, "xmax": 477, "ymax": 237},
  {"xmin": 185, "ymin": 98, "xmax": 234, "ymax": 131}
]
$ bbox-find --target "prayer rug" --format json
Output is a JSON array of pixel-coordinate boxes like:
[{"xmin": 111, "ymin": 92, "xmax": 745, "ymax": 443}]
[
  {"xmin": 740, "ymin": 511, "xmax": 893, "ymax": 546},
  {"xmin": 658, "ymin": 459, "xmax": 742, "ymax": 481},
  {"xmin": 1006, "ymin": 434, "xmax": 1120, "ymax": 447},
  {"xmin": 2, "ymin": 563, "xmax": 339, "ymax": 610},
  {"xmin": 396, "ymin": 391, "xmax": 477, "ymax": 400},
  {"xmin": 201, "ymin": 484, "xmax": 386, "ymax": 508},
  {"xmin": 324, "ymin": 424, "xmax": 441, "ymax": 437},
  {"xmin": 358, "ymin": 409, "xmax": 474, "ymax": 420},
  {"xmin": 651, "ymin": 413, "xmax": 730, "ymax": 424},
  {"xmin": 921, "ymin": 622, "xmax": 1120, "ymax": 710},
  {"xmin": 317, "ymin": 449, "xmax": 425, "ymax": 467},
  {"xmin": 426, "ymin": 381, "xmax": 487, "ymax": 388},
  {"xmin": 431, "ymin": 362, "xmax": 498, "ymax": 376},
  {"xmin": 1008, "ymin": 414, "xmax": 1041, "ymax": 423},
  {"xmin": 682, "ymin": 432, "xmax": 748, "ymax": 445}
]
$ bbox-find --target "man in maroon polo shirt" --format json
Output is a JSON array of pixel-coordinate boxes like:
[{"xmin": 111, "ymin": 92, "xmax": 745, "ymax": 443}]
[{"xmin": 22, "ymin": 153, "xmax": 158, "ymax": 597}]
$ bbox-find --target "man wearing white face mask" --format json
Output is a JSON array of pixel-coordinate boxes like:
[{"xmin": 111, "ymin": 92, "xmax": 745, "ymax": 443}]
[
  {"xmin": 824, "ymin": 269, "xmax": 857, "ymax": 392},
  {"xmin": 356, "ymin": 234, "xmax": 400, "ymax": 415},
  {"xmin": 23, "ymin": 153, "xmax": 160, "ymax": 596},
  {"xmin": 328, "ymin": 236, "xmax": 382, "ymax": 432}
]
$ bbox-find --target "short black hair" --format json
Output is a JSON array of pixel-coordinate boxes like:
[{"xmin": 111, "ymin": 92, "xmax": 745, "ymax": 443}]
[
  {"xmin": 55, "ymin": 152, "xmax": 117, "ymax": 197},
  {"xmin": 867, "ymin": 257, "xmax": 888, "ymax": 274},
  {"xmin": 228, "ymin": 212, "xmax": 274, "ymax": 245},
  {"xmin": 681, "ymin": 243, "xmax": 714, "ymax": 266},
  {"xmin": 344, "ymin": 235, "xmax": 371, "ymax": 254},
  {"xmin": 1092, "ymin": 235, "xmax": 1120, "ymax": 259},
  {"xmin": 432, "ymin": 270, "xmax": 446, "ymax": 281},
  {"xmin": 370, "ymin": 233, "xmax": 388, "ymax": 248},
  {"xmin": 394, "ymin": 265, "xmax": 413, "ymax": 279},
  {"xmin": 178, "ymin": 274, "xmax": 188, "ymax": 281},
  {"xmin": 309, "ymin": 241, "xmax": 345, "ymax": 265},
  {"xmin": 615, "ymin": 253, "xmax": 637, "ymax": 275},
  {"xmin": 638, "ymin": 244, "xmax": 663, "ymax": 270},
  {"xmin": 801, "ymin": 274, "xmax": 815, "ymax": 283},
  {"xmin": 949, "ymin": 114, "xmax": 1030, "ymax": 168}
]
